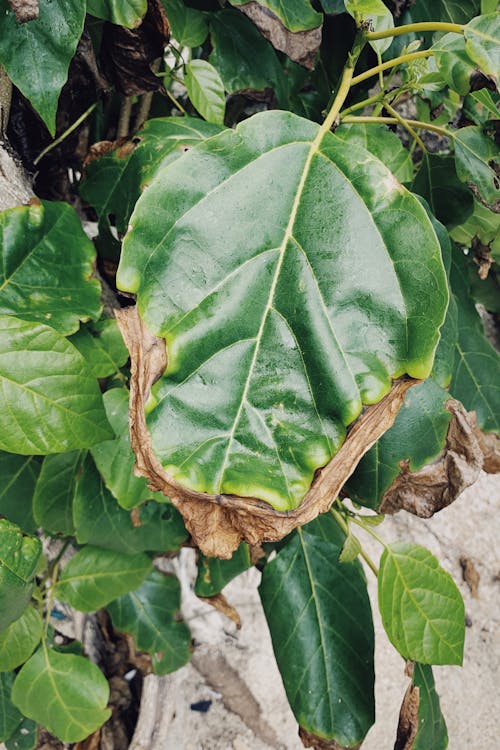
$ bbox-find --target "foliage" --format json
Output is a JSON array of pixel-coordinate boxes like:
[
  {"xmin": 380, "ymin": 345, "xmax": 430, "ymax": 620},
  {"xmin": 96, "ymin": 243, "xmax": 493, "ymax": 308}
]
[{"xmin": 0, "ymin": 1, "xmax": 498, "ymax": 748}]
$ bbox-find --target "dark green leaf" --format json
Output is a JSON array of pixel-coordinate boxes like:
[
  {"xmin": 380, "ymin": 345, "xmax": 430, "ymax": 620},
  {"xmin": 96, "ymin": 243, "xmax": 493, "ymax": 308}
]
[
  {"xmin": 185, "ymin": 59, "xmax": 226, "ymax": 125},
  {"xmin": 161, "ymin": 0, "xmax": 209, "ymax": 47},
  {"xmin": 0, "ymin": 453, "xmax": 40, "ymax": 533},
  {"xmin": 0, "ymin": 201, "xmax": 101, "ymax": 335},
  {"xmin": 335, "ymin": 123, "xmax": 413, "ymax": 183},
  {"xmin": 33, "ymin": 451, "xmax": 85, "ymax": 535},
  {"xmin": 412, "ymin": 663, "xmax": 448, "ymax": 750},
  {"xmin": 0, "ymin": 1, "xmax": 86, "ymax": 135},
  {"xmin": 195, "ymin": 543, "xmax": 251, "ymax": 597},
  {"xmin": 0, "ymin": 316, "xmax": 112, "ymax": 455},
  {"xmin": 410, "ymin": 0, "xmax": 480, "ymax": 25},
  {"xmin": 0, "ymin": 520, "xmax": 41, "ymax": 631},
  {"xmin": 412, "ymin": 152, "xmax": 474, "ymax": 227},
  {"xmin": 454, "ymin": 126, "xmax": 500, "ymax": 211},
  {"xmin": 107, "ymin": 568, "xmax": 191, "ymax": 674},
  {"xmin": 0, "ymin": 607, "xmax": 43, "ymax": 672},
  {"xmin": 80, "ymin": 116, "xmax": 222, "ymax": 236},
  {"xmin": 432, "ymin": 33, "xmax": 477, "ymax": 96},
  {"xmin": 11, "ymin": 646, "xmax": 110, "ymax": 743},
  {"xmin": 260, "ymin": 527, "xmax": 374, "ymax": 745},
  {"xmin": 57, "ymin": 546, "xmax": 152, "ymax": 611},
  {"xmin": 4, "ymin": 718, "xmax": 37, "ymax": 750},
  {"xmin": 319, "ymin": 1, "xmax": 345, "ymax": 12},
  {"xmin": 73, "ymin": 456, "xmax": 187, "ymax": 554},
  {"xmin": 378, "ymin": 542, "xmax": 465, "ymax": 665},
  {"xmin": 229, "ymin": 0, "xmax": 322, "ymax": 32},
  {"xmin": 464, "ymin": 13, "xmax": 500, "ymax": 86},
  {"xmin": 87, "ymin": 0, "xmax": 147, "ymax": 27},
  {"xmin": 68, "ymin": 320, "xmax": 129, "ymax": 378},
  {"xmin": 344, "ymin": 0, "xmax": 394, "ymax": 53},
  {"xmin": 0, "ymin": 672, "xmax": 22, "ymax": 742},
  {"xmin": 117, "ymin": 110, "xmax": 448, "ymax": 510}
]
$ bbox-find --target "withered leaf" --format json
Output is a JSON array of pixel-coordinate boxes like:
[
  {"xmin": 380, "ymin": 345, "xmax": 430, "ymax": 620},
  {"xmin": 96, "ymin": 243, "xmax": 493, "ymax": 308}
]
[
  {"xmin": 299, "ymin": 727, "xmax": 360, "ymax": 750},
  {"xmin": 198, "ymin": 592, "xmax": 242, "ymax": 629},
  {"xmin": 460, "ymin": 555, "xmax": 480, "ymax": 598},
  {"xmin": 7, "ymin": 0, "xmax": 38, "ymax": 23},
  {"xmin": 116, "ymin": 305, "xmax": 416, "ymax": 558},
  {"xmin": 471, "ymin": 412, "xmax": 500, "ymax": 473},
  {"xmin": 394, "ymin": 682, "xmax": 420, "ymax": 750}
]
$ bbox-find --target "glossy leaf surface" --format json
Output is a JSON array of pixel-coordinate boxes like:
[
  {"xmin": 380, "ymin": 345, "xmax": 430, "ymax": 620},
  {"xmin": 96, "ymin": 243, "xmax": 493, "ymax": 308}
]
[
  {"xmin": 107, "ymin": 569, "xmax": 191, "ymax": 674},
  {"xmin": 185, "ymin": 60, "xmax": 226, "ymax": 125},
  {"xmin": 68, "ymin": 320, "xmax": 129, "ymax": 378},
  {"xmin": 117, "ymin": 109, "xmax": 448, "ymax": 510},
  {"xmin": 0, "ymin": 0, "xmax": 86, "ymax": 135},
  {"xmin": 335, "ymin": 123, "xmax": 413, "ymax": 183},
  {"xmin": 0, "ymin": 607, "xmax": 43, "ymax": 672},
  {"xmin": 260, "ymin": 524, "xmax": 374, "ymax": 745},
  {"xmin": 195, "ymin": 543, "xmax": 251, "ymax": 597},
  {"xmin": 57, "ymin": 546, "xmax": 152, "ymax": 611},
  {"xmin": 4, "ymin": 718, "xmax": 37, "ymax": 750},
  {"xmin": 87, "ymin": 0, "xmax": 147, "ymax": 27},
  {"xmin": 0, "ymin": 673, "xmax": 21, "ymax": 742},
  {"xmin": 0, "ymin": 316, "xmax": 112, "ymax": 455},
  {"xmin": 11, "ymin": 646, "xmax": 111, "ymax": 743},
  {"xmin": 33, "ymin": 451, "xmax": 85, "ymax": 535},
  {"xmin": 454, "ymin": 126, "xmax": 500, "ymax": 210},
  {"xmin": 229, "ymin": 0, "xmax": 322, "ymax": 32},
  {"xmin": 413, "ymin": 664, "xmax": 448, "ymax": 750},
  {"xmin": 378, "ymin": 543, "xmax": 465, "ymax": 665},
  {"xmin": 0, "ymin": 520, "xmax": 41, "ymax": 631},
  {"xmin": 0, "ymin": 453, "xmax": 40, "ymax": 533},
  {"xmin": 0, "ymin": 201, "xmax": 101, "ymax": 335},
  {"xmin": 161, "ymin": 0, "xmax": 209, "ymax": 47},
  {"xmin": 464, "ymin": 13, "xmax": 500, "ymax": 85}
]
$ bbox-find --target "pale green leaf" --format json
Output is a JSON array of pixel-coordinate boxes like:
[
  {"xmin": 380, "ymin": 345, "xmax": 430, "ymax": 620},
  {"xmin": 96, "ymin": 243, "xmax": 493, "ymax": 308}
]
[
  {"xmin": 87, "ymin": 0, "xmax": 147, "ymax": 27},
  {"xmin": 0, "ymin": 607, "xmax": 43, "ymax": 672},
  {"xmin": 161, "ymin": 0, "xmax": 209, "ymax": 46},
  {"xmin": 0, "ymin": 672, "xmax": 22, "ymax": 742},
  {"xmin": 464, "ymin": 13, "xmax": 500, "ymax": 86},
  {"xmin": 335, "ymin": 123, "xmax": 413, "ymax": 183},
  {"xmin": 344, "ymin": 0, "xmax": 394, "ymax": 53},
  {"xmin": 0, "ymin": 520, "xmax": 41, "ymax": 631},
  {"xmin": 33, "ymin": 451, "xmax": 85, "ymax": 535},
  {"xmin": 68, "ymin": 320, "xmax": 129, "ymax": 378},
  {"xmin": 454, "ymin": 126, "xmax": 500, "ymax": 211},
  {"xmin": 339, "ymin": 533, "xmax": 362, "ymax": 563},
  {"xmin": 432, "ymin": 33, "xmax": 477, "ymax": 96},
  {"xmin": 184, "ymin": 60, "xmax": 226, "ymax": 125}
]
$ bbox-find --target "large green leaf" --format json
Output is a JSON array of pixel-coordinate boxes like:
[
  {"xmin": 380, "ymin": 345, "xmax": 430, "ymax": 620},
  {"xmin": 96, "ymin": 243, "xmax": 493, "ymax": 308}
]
[
  {"xmin": 345, "ymin": 380, "xmax": 452, "ymax": 510},
  {"xmin": 0, "ymin": 607, "xmax": 43, "ymax": 672},
  {"xmin": 0, "ymin": 316, "xmax": 112, "ymax": 455},
  {"xmin": 195, "ymin": 543, "xmax": 251, "ymax": 597},
  {"xmin": 11, "ymin": 645, "xmax": 111, "ymax": 743},
  {"xmin": 80, "ymin": 117, "xmax": 222, "ymax": 236},
  {"xmin": 0, "ymin": 520, "xmax": 41, "ymax": 632},
  {"xmin": 57, "ymin": 546, "xmax": 152, "ymax": 611},
  {"xmin": 87, "ymin": 0, "xmax": 148, "ymax": 27},
  {"xmin": 344, "ymin": 0, "xmax": 394, "ymax": 53},
  {"xmin": 0, "ymin": 1, "xmax": 86, "ymax": 135},
  {"xmin": 412, "ymin": 153, "xmax": 474, "ymax": 227},
  {"xmin": 260, "ymin": 524, "xmax": 374, "ymax": 746},
  {"xmin": 335, "ymin": 122, "xmax": 413, "ymax": 183},
  {"xmin": 73, "ymin": 456, "xmax": 188, "ymax": 554},
  {"xmin": 107, "ymin": 569, "xmax": 191, "ymax": 674},
  {"xmin": 229, "ymin": 0, "xmax": 322, "ymax": 32},
  {"xmin": 68, "ymin": 320, "xmax": 129, "ymax": 378},
  {"xmin": 0, "ymin": 201, "xmax": 101, "ymax": 335},
  {"xmin": 33, "ymin": 451, "xmax": 85, "ymax": 535},
  {"xmin": 410, "ymin": 0, "xmax": 480, "ymax": 25},
  {"xmin": 432, "ymin": 32, "xmax": 478, "ymax": 96},
  {"xmin": 378, "ymin": 542, "xmax": 465, "ymax": 665},
  {"xmin": 0, "ymin": 453, "xmax": 40, "ymax": 533},
  {"xmin": 161, "ymin": 0, "xmax": 209, "ymax": 47},
  {"xmin": 412, "ymin": 664, "xmax": 448, "ymax": 750},
  {"xmin": 117, "ymin": 109, "xmax": 448, "ymax": 511},
  {"xmin": 0, "ymin": 672, "xmax": 22, "ymax": 742},
  {"xmin": 185, "ymin": 60, "xmax": 226, "ymax": 125},
  {"xmin": 454, "ymin": 126, "xmax": 500, "ymax": 211},
  {"xmin": 464, "ymin": 13, "xmax": 500, "ymax": 85}
]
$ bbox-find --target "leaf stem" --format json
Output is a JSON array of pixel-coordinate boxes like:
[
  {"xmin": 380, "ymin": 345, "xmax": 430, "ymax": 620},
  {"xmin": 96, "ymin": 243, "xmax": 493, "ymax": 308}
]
[
  {"xmin": 166, "ymin": 87, "xmax": 187, "ymax": 114},
  {"xmin": 350, "ymin": 515, "xmax": 387, "ymax": 548},
  {"xmin": 340, "ymin": 91, "xmax": 385, "ymax": 116},
  {"xmin": 384, "ymin": 102, "xmax": 426, "ymax": 152},
  {"xmin": 350, "ymin": 50, "xmax": 432, "ymax": 87},
  {"xmin": 341, "ymin": 114, "xmax": 453, "ymax": 139},
  {"xmin": 330, "ymin": 508, "xmax": 379, "ymax": 577},
  {"xmin": 33, "ymin": 102, "xmax": 97, "ymax": 166},
  {"xmin": 322, "ymin": 31, "xmax": 366, "ymax": 132},
  {"xmin": 365, "ymin": 21, "xmax": 464, "ymax": 41}
]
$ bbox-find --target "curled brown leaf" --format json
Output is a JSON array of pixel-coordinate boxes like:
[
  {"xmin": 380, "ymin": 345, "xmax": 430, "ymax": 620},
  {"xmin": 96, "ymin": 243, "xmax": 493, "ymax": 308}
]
[
  {"xmin": 8, "ymin": 0, "xmax": 38, "ymax": 23},
  {"xmin": 394, "ymin": 680, "xmax": 420, "ymax": 750},
  {"xmin": 470, "ymin": 412, "xmax": 500, "ymax": 474},
  {"xmin": 198, "ymin": 592, "xmax": 242, "ymax": 629},
  {"xmin": 298, "ymin": 727, "xmax": 360, "ymax": 750}
]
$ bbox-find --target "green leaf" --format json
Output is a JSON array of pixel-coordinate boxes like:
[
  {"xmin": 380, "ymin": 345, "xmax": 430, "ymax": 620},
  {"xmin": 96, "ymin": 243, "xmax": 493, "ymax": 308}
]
[
  {"xmin": 0, "ymin": 201, "xmax": 101, "ymax": 335},
  {"xmin": 33, "ymin": 451, "xmax": 85, "ymax": 535},
  {"xmin": 338, "ymin": 532, "xmax": 362, "ymax": 563},
  {"xmin": 378, "ymin": 542, "xmax": 465, "ymax": 665},
  {"xmin": 335, "ymin": 123, "xmax": 413, "ymax": 183},
  {"xmin": 432, "ymin": 32, "xmax": 478, "ymax": 96},
  {"xmin": 194, "ymin": 543, "xmax": 252, "ymax": 597},
  {"xmin": 11, "ymin": 645, "xmax": 111, "ymax": 743},
  {"xmin": 412, "ymin": 152, "xmax": 474, "ymax": 227},
  {"xmin": 454, "ymin": 126, "xmax": 500, "ymax": 211},
  {"xmin": 4, "ymin": 718, "xmax": 37, "ymax": 750},
  {"xmin": 450, "ymin": 198, "xmax": 500, "ymax": 258},
  {"xmin": 464, "ymin": 13, "xmax": 500, "ymax": 86},
  {"xmin": 0, "ymin": 1, "xmax": 86, "ymax": 135},
  {"xmin": 410, "ymin": 0, "xmax": 480, "ymax": 25},
  {"xmin": 74, "ymin": 456, "xmax": 188, "ymax": 554},
  {"xmin": 463, "ymin": 89, "xmax": 500, "ymax": 126},
  {"xmin": 229, "ymin": 0, "xmax": 322, "ymax": 32},
  {"xmin": 87, "ymin": 0, "xmax": 148, "ymax": 27},
  {"xmin": 412, "ymin": 664, "xmax": 448, "ymax": 750},
  {"xmin": 184, "ymin": 59, "xmax": 226, "ymax": 125},
  {"xmin": 57, "ymin": 546, "xmax": 152, "ymax": 612},
  {"xmin": 68, "ymin": 320, "xmax": 129, "ymax": 378},
  {"xmin": 107, "ymin": 568, "xmax": 191, "ymax": 674},
  {"xmin": 0, "ymin": 672, "xmax": 22, "ymax": 742},
  {"xmin": 260, "ymin": 526, "xmax": 374, "ymax": 745},
  {"xmin": 161, "ymin": 0, "xmax": 209, "ymax": 46},
  {"xmin": 90, "ymin": 388, "xmax": 165, "ymax": 509},
  {"xmin": 344, "ymin": 0, "xmax": 394, "ymax": 53},
  {"xmin": 117, "ymin": 109, "xmax": 448, "ymax": 511},
  {"xmin": 0, "ymin": 453, "xmax": 40, "ymax": 533},
  {"xmin": 481, "ymin": 0, "xmax": 498, "ymax": 13},
  {"xmin": 0, "ymin": 316, "xmax": 112, "ymax": 455},
  {"xmin": 0, "ymin": 607, "xmax": 43, "ymax": 672},
  {"xmin": 0, "ymin": 520, "xmax": 41, "ymax": 632},
  {"xmin": 345, "ymin": 380, "xmax": 452, "ymax": 510},
  {"xmin": 80, "ymin": 117, "xmax": 222, "ymax": 236}
]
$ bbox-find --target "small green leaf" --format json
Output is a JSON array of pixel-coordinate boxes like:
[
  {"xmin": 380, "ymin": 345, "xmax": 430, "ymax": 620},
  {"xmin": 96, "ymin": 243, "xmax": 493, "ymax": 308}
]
[
  {"xmin": 464, "ymin": 13, "xmax": 500, "ymax": 86},
  {"xmin": 184, "ymin": 60, "xmax": 226, "ymax": 125},
  {"xmin": 11, "ymin": 646, "xmax": 111, "ymax": 743},
  {"xmin": 195, "ymin": 543, "xmax": 252, "ymax": 597},
  {"xmin": 0, "ymin": 672, "xmax": 22, "ymax": 742},
  {"xmin": 432, "ymin": 32, "xmax": 478, "ymax": 96},
  {"xmin": 0, "ymin": 453, "xmax": 40, "ymax": 533},
  {"xmin": 57, "ymin": 546, "xmax": 152, "ymax": 612},
  {"xmin": 412, "ymin": 152, "xmax": 474, "ymax": 227},
  {"xmin": 161, "ymin": 0, "xmax": 209, "ymax": 46},
  {"xmin": 344, "ymin": 0, "xmax": 394, "ymax": 53},
  {"xmin": 0, "ymin": 520, "xmax": 41, "ymax": 631},
  {"xmin": 229, "ymin": 0, "xmax": 322, "ymax": 32},
  {"xmin": 378, "ymin": 542, "xmax": 465, "ymax": 665},
  {"xmin": 0, "ymin": 201, "xmax": 102, "ymax": 335},
  {"xmin": 338, "ymin": 532, "xmax": 362, "ymax": 563},
  {"xmin": 454, "ymin": 126, "xmax": 500, "ymax": 211},
  {"xmin": 260, "ymin": 525, "xmax": 374, "ymax": 746},
  {"xmin": 87, "ymin": 0, "xmax": 147, "ymax": 27},
  {"xmin": 335, "ymin": 123, "xmax": 413, "ymax": 183},
  {"xmin": 412, "ymin": 663, "xmax": 448, "ymax": 750},
  {"xmin": 0, "ymin": 607, "xmax": 43, "ymax": 672},
  {"xmin": 463, "ymin": 89, "xmax": 500, "ymax": 126},
  {"xmin": 0, "ymin": 1, "xmax": 86, "ymax": 135},
  {"xmin": 68, "ymin": 320, "xmax": 129, "ymax": 379},
  {"xmin": 4, "ymin": 718, "xmax": 37, "ymax": 750},
  {"xmin": 107, "ymin": 568, "xmax": 191, "ymax": 674},
  {"xmin": 33, "ymin": 451, "xmax": 85, "ymax": 536},
  {"xmin": 0, "ymin": 316, "xmax": 113, "ymax": 455}
]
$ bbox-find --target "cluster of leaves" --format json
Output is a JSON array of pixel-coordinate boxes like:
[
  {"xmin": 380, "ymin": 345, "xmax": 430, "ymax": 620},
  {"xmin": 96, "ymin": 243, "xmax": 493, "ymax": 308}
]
[{"xmin": 0, "ymin": 1, "xmax": 499, "ymax": 749}]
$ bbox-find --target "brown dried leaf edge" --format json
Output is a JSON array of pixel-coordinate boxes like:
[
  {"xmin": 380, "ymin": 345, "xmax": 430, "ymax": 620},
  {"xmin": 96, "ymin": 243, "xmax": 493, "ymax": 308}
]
[
  {"xmin": 299, "ymin": 727, "xmax": 361, "ymax": 750},
  {"xmin": 116, "ymin": 306, "xmax": 417, "ymax": 558}
]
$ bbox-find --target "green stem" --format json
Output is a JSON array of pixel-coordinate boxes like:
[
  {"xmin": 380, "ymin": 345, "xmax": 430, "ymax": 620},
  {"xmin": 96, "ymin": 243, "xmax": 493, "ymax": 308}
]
[
  {"xmin": 340, "ymin": 91, "xmax": 385, "ymax": 117},
  {"xmin": 34, "ymin": 102, "xmax": 97, "ymax": 166},
  {"xmin": 365, "ymin": 21, "xmax": 464, "ymax": 41},
  {"xmin": 384, "ymin": 102, "xmax": 426, "ymax": 152},
  {"xmin": 341, "ymin": 114, "xmax": 453, "ymax": 138},
  {"xmin": 350, "ymin": 515, "xmax": 387, "ymax": 548},
  {"xmin": 166, "ymin": 87, "xmax": 187, "ymax": 114},
  {"xmin": 322, "ymin": 32, "xmax": 366, "ymax": 132},
  {"xmin": 330, "ymin": 509, "xmax": 379, "ymax": 577},
  {"xmin": 351, "ymin": 50, "xmax": 432, "ymax": 87}
]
